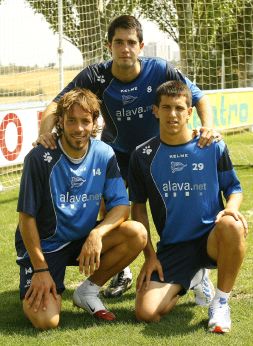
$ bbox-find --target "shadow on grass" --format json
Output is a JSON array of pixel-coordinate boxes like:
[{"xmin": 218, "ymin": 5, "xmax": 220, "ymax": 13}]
[
  {"xmin": 138, "ymin": 302, "xmax": 208, "ymax": 338},
  {"xmin": 0, "ymin": 290, "xmax": 34, "ymax": 334},
  {"xmin": 0, "ymin": 196, "xmax": 18, "ymax": 204},
  {"xmin": 0, "ymin": 289, "xmax": 135, "ymax": 336},
  {"xmin": 99, "ymin": 290, "xmax": 137, "ymax": 305},
  {"xmin": 0, "ymin": 289, "xmax": 207, "ymax": 337}
]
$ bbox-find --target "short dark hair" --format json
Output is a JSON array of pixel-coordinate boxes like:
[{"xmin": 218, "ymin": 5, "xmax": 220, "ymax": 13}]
[
  {"xmin": 154, "ymin": 81, "xmax": 192, "ymax": 108},
  {"xmin": 55, "ymin": 88, "xmax": 101, "ymax": 137},
  {"xmin": 107, "ymin": 15, "xmax": 143, "ymax": 43}
]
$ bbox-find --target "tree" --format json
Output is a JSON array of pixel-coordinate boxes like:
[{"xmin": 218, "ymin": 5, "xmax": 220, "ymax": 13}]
[
  {"xmin": 27, "ymin": 0, "xmax": 140, "ymax": 65},
  {"xmin": 139, "ymin": 0, "xmax": 253, "ymax": 89},
  {"xmin": 23, "ymin": 0, "xmax": 253, "ymax": 88}
]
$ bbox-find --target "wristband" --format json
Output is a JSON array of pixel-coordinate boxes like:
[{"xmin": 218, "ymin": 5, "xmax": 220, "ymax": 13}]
[{"xmin": 33, "ymin": 268, "xmax": 49, "ymax": 273}]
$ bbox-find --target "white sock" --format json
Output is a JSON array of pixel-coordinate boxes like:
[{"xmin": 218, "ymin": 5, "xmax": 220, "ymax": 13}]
[
  {"xmin": 122, "ymin": 266, "xmax": 132, "ymax": 279},
  {"xmin": 189, "ymin": 268, "xmax": 205, "ymax": 288},
  {"xmin": 78, "ymin": 279, "xmax": 101, "ymax": 294},
  {"xmin": 213, "ymin": 288, "xmax": 231, "ymax": 303}
]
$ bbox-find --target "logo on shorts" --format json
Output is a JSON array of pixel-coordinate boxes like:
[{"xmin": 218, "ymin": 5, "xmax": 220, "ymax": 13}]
[
  {"xmin": 25, "ymin": 279, "xmax": 32, "ymax": 288},
  {"xmin": 25, "ymin": 267, "xmax": 33, "ymax": 275}
]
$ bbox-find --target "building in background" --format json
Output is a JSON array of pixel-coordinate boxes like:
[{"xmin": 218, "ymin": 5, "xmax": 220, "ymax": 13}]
[{"xmin": 143, "ymin": 38, "xmax": 180, "ymax": 62}]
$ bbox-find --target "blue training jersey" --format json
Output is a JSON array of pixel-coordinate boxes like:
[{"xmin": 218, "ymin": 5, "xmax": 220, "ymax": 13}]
[
  {"xmin": 15, "ymin": 139, "xmax": 129, "ymax": 259},
  {"xmin": 128, "ymin": 136, "xmax": 242, "ymax": 248},
  {"xmin": 54, "ymin": 57, "xmax": 204, "ymax": 155}
]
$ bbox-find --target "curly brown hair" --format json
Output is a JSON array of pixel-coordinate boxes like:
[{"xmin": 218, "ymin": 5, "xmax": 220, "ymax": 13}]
[{"xmin": 54, "ymin": 88, "xmax": 101, "ymax": 137}]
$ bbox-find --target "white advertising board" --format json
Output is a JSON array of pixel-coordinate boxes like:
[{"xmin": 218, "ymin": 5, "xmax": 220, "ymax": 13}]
[{"xmin": 0, "ymin": 103, "xmax": 46, "ymax": 167}]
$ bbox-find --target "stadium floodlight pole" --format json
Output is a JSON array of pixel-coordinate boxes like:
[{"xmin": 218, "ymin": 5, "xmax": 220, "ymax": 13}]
[{"xmin": 58, "ymin": 0, "xmax": 64, "ymax": 91}]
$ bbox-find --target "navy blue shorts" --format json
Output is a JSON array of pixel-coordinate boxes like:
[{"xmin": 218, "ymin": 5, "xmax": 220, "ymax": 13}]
[
  {"xmin": 151, "ymin": 232, "xmax": 216, "ymax": 295},
  {"xmin": 17, "ymin": 238, "xmax": 86, "ymax": 300},
  {"xmin": 114, "ymin": 150, "xmax": 130, "ymax": 183}
]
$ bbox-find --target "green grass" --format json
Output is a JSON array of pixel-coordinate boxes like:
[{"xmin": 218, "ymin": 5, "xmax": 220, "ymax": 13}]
[
  {"xmin": 223, "ymin": 130, "xmax": 253, "ymax": 166},
  {"xmin": 0, "ymin": 163, "xmax": 252, "ymax": 345}
]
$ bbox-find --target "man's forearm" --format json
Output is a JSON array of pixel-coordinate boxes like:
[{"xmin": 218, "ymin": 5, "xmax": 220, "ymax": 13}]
[
  {"xmin": 226, "ymin": 193, "xmax": 243, "ymax": 210},
  {"xmin": 195, "ymin": 95, "xmax": 213, "ymax": 128},
  {"xmin": 39, "ymin": 101, "xmax": 58, "ymax": 135},
  {"xmin": 131, "ymin": 202, "xmax": 156, "ymax": 258},
  {"xmin": 93, "ymin": 204, "xmax": 129, "ymax": 238},
  {"xmin": 19, "ymin": 212, "xmax": 48, "ymax": 269}
]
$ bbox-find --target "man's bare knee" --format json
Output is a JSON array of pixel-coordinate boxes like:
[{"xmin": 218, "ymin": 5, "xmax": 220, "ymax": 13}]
[
  {"xmin": 216, "ymin": 216, "xmax": 245, "ymax": 244},
  {"xmin": 121, "ymin": 220, "xmax": 147, "ymax": 248},
  {"xmin": 23, "ymin": 307, "xmax": 60, "ymax": 330},
  {"xmin": 31, "ymin": 313, "xmax": 60, "ymax": 330},
  {"xmin": 135, "ymin": 284, "xmax": 180, "ymax": 324},
  {"xmin": 23, "ymin": 295, "xmax": 61, "ymax": 330},
  {"xmin": 136, "ymin": 307, "xmax": 161, "ymax": 323}
]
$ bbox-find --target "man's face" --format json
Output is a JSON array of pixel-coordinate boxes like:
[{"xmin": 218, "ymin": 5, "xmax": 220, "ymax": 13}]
[
  {"xmin": 153, "ymin": 95, "xmax": 192, "ymax": 137},
  {"xmin": 109, "ymin": 28, "xmax": 144, "ymax": 70},
  {"xmin": 60, "ymin": 103, "xmax": 94, "ymax": 158}
]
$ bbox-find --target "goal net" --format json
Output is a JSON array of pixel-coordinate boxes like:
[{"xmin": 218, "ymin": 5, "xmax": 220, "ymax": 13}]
[{"xmin": 0, "ymin": 0, "xmax": 252, "ymax": 191}]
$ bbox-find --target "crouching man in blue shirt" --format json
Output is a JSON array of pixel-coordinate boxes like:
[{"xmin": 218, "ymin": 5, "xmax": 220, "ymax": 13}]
[
  {"xmin": 128, "ymin": 81, "xmax": 248, "ymax": 333},
  {"xmin": 15, "ymin": 88, "xmax": 147, "ymax": 329}
]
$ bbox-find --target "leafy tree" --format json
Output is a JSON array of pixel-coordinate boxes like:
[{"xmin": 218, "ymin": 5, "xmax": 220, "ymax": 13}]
[
  {"xmin": 19, "ymin": 0, "xmax": 253, "ymax": 88},
  {"xmin": 26, "ymin": 0, "xmax": 140, "ymax": 65},
  {"xmin": 139, "ymin": 0, "xmax": 253, "ymax": 89}
]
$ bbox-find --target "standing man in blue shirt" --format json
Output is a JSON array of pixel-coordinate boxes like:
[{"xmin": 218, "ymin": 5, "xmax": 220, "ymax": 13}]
[
  {"xmin": 15, "ymin": 88, "xmax": 147, "ymax": 329},
  {"xmin": 128, "ymin": 80, "xmax": 248, "ymax": 333},
  {"xmin": 36, "ymin": 15, "xmax": 217, "ymax": 299}
]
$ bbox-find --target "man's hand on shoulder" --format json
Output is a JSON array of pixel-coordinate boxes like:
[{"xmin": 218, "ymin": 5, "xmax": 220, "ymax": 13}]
[
  {"xmin": 192, "ymin": 127, "xmax": 222, "ymax": 148},
  {"xmin": 33, "ymin": 132, "xmax": 57, "ymax": 150}
]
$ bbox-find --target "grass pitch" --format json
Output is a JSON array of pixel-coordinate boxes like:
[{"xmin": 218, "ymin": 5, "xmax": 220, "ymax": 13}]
[{"xmin": 0, "ymin": 150, "xmax": 252, "ymax": 345}]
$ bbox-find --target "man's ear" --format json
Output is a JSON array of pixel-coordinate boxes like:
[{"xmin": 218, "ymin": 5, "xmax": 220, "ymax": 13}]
[
  {"xmin": 140, "ymin": 42, "xmax": 144, "ymax": 50},
  {"xmin": 107, "ymin": 42, "xmax": 112, "ymax": 55},
  {"xmin": 153, "ymin": 105, "xmax": 159, "ymax": 119},
  {"xmin": 186, "ymin": 107, "xmax": 193, "ymax": 121}
]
